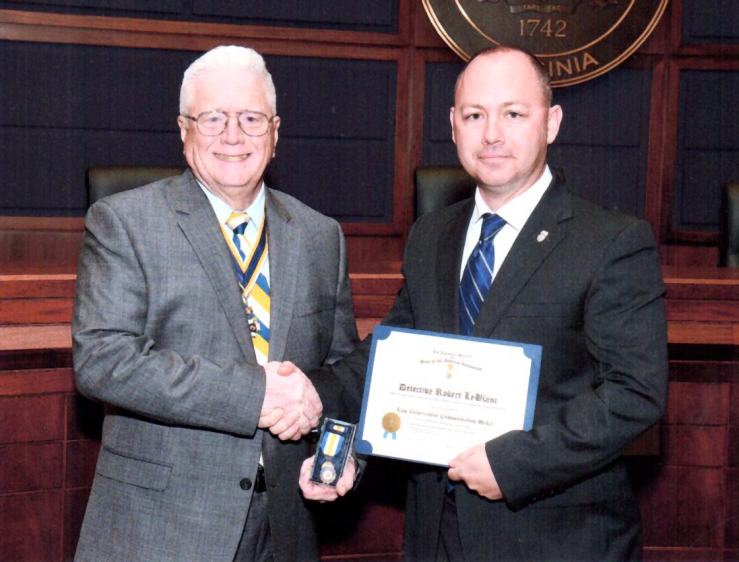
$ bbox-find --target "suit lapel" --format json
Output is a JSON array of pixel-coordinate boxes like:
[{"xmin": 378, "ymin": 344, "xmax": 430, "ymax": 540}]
[
  {"xmin": 437, "ymin": 201, "xmax": 474, "ymax": 334},
  {"xmin": 264, "ymin": 190, "xmax": 299, "ymax": 362},
  {"xmin": 472, "ymin": 179, "xmax": 573, "ymax": 337},
  {"xmin": 166, "ymin": 171, "xmax": 257, "ymax": 363}
]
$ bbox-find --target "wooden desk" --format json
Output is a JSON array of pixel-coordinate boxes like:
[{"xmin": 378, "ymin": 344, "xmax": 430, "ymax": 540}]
[
  {"xmin": 662, "ymin": 266, "xmax": 739, "ymax": 345},
  {"xmin": 0, "ymin": 271, "xmax": 75, "ymax": 351},
  {"xmin": 3, "ymin": 266, "xmax": 739, "ymax": 350}
]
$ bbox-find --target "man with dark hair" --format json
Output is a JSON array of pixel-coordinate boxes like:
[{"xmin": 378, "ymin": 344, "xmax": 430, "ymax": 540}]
[{"xmin": 301, "ymin": 45, "xmax": 668, "ymax": 561}]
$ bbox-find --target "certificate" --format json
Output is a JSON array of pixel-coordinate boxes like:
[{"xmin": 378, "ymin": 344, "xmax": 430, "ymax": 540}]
[{"xmin": 355, "ymin": 326, "xmax": 541, "ymax": 466}]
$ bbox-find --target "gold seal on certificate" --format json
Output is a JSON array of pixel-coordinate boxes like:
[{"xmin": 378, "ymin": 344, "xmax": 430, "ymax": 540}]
[
  {"xmin": 355, "ymin": 326, "xmax": 542, "ymax": 467},
  {"xmin": 382, "ymin": 412, "xmax": 401, "ymax": 439}
]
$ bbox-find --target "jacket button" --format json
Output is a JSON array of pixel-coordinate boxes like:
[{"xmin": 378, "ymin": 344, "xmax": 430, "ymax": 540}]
[{"xmin": 239, "ymin": 478, "xmax": 252, "ymax": 490}]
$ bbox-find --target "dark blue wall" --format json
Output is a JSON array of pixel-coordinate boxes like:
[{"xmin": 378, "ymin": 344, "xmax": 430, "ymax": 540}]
[
  {"xmin": 674, "ymin": 70, "xmax": 739, "ymax": 231},
  {"xmin": 683, "ymin": 0, "xmax": 739, "ymax": 44},
  {"xmin": 0, "ymin": 42, "xmax": 396, "ymax": 221},
  {"xmin": 0, "ymin": 42, "xmax": 187, "ymax": 216},
  {"xmin": 269, "ymin": 57, "xmax": 396, "ymax": 223}
]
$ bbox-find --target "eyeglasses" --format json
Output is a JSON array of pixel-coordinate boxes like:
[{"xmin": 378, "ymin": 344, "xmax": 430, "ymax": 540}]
[{"xmin": 181, "ymin": 110, "xmax": 276, "ymax": 137}]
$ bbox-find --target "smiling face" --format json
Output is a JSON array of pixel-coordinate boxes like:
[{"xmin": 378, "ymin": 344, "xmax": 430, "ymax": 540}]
[
  {"xmin": 450, "ymin": 49, "xmax": 562, "ymax": 210},
  {"xmin": 178, "ymin": 67, "xmax": 280, "ymax": 209}
]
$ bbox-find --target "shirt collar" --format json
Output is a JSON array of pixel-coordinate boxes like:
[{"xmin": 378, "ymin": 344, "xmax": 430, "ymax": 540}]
[
  {"xmin": 471, "ymin": 165, "xmax": 552, "ymax": 232},
  {"xmin": 198, "ymin": 180, "xmax": 267, "ymax": 228}
]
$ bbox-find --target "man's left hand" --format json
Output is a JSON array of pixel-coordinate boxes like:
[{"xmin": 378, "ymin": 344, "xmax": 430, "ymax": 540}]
[
  {"xmin": 448, "ymin": 443, "xmax": 503, "ymax": 500},
  {"xmin": 299, "ymin": 455, "xmax": 357, "ymax": 502}
]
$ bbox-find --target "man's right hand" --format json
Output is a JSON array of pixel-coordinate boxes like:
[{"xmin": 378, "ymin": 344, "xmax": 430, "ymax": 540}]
[
  {"xmin": 259, "ymin": 361, "xmax": 323, "ymax": 441},
  {"xmin": 299, "ymin": 454, "xmax": 357, "ymax": 501}
]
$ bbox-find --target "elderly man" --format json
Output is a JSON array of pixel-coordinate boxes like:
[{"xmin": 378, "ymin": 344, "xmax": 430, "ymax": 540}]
[
  {"xmin": 302, "ymin": 45, "xmax": 668, "ymax": 561},
  {"xmin": 73, "ymin": 45, "xmax": 358, "ymax": 562}
]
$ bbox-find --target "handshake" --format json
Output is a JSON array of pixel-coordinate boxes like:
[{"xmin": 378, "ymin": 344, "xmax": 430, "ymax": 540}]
[
  {"xmin": 258, "ymin": 360, "xmax": 323, "ymax": 441},
  {"xmin": 259, "ymin": 360, "xmax": 357, "ymax": 501}
]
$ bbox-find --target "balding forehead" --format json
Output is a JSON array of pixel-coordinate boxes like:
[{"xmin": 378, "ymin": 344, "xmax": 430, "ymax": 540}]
[{"xmin": 454, "ymin": 48, "xmax": 552, "ymax": 107}]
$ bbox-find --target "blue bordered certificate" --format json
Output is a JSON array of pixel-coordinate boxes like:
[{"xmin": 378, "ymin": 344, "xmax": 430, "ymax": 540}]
[{"xmin": 355, "ymin": 326, "xmax": 541, "ymax": 466}]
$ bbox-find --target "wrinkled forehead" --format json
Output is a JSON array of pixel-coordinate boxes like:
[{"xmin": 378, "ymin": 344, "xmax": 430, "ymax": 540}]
[{"xmin": 190, "ymin": 67, "xmax": 271, "ymax": 110}]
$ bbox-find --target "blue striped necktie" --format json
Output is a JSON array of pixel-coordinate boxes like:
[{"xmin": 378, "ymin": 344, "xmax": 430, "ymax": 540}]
[
  {"xmin": 459, "ymin": 213, "xmax": 506, "ymax": 336},
  {"xmin": 223, "ymin": 211, "xmax": 271, "ymax": 365}
]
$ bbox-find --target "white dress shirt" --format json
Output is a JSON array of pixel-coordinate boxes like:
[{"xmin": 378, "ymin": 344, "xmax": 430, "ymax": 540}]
[{"xmin": 459, "ymin": 166, "xmax": 553, "ymax": 281}]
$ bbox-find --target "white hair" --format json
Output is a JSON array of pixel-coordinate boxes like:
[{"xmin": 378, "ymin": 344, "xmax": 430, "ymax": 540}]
[{"xmin": 179, "ymin": 45, "xmax": 277, "ymax": 115}]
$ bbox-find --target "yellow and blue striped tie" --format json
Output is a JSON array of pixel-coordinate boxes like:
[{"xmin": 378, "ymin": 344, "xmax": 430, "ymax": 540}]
[{"xmin": 223, "ymin": 211, "xmax": 271, "ymax": 365}]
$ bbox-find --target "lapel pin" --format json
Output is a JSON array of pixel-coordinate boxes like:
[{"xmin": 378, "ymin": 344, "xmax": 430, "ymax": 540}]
[{"xmin": 537, "ymin": 230, "xmax": 549, "ymax": 243}]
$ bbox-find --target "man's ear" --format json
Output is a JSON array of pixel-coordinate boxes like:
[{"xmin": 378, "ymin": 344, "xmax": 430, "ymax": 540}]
[
  {"xmin": 546, "ymin": 104, "xmax": 563, "ymax": 145},
  {"xmin": 177, "ymin": 115, "xmax": 188, "ymax": 144}
]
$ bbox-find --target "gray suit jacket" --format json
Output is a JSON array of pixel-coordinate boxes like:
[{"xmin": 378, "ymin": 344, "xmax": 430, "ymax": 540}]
[
  {"xmin": 73, "ymin": 170, "xmax": 358, "ymax": 562},
  {"xmin": 329, "ymin": 175, "xmax": 668, "ymax": 561}
]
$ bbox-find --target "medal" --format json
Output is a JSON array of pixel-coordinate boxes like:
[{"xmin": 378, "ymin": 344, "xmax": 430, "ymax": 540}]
[{"xmin": 319, "ymin": 461, "xmax": 337, "ymax": 484}]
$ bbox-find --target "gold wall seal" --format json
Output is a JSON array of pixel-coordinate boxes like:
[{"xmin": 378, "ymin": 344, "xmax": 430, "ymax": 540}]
[{"xmin": 422, "ymin": 0, "xmax": 668, "ymax": 87}]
